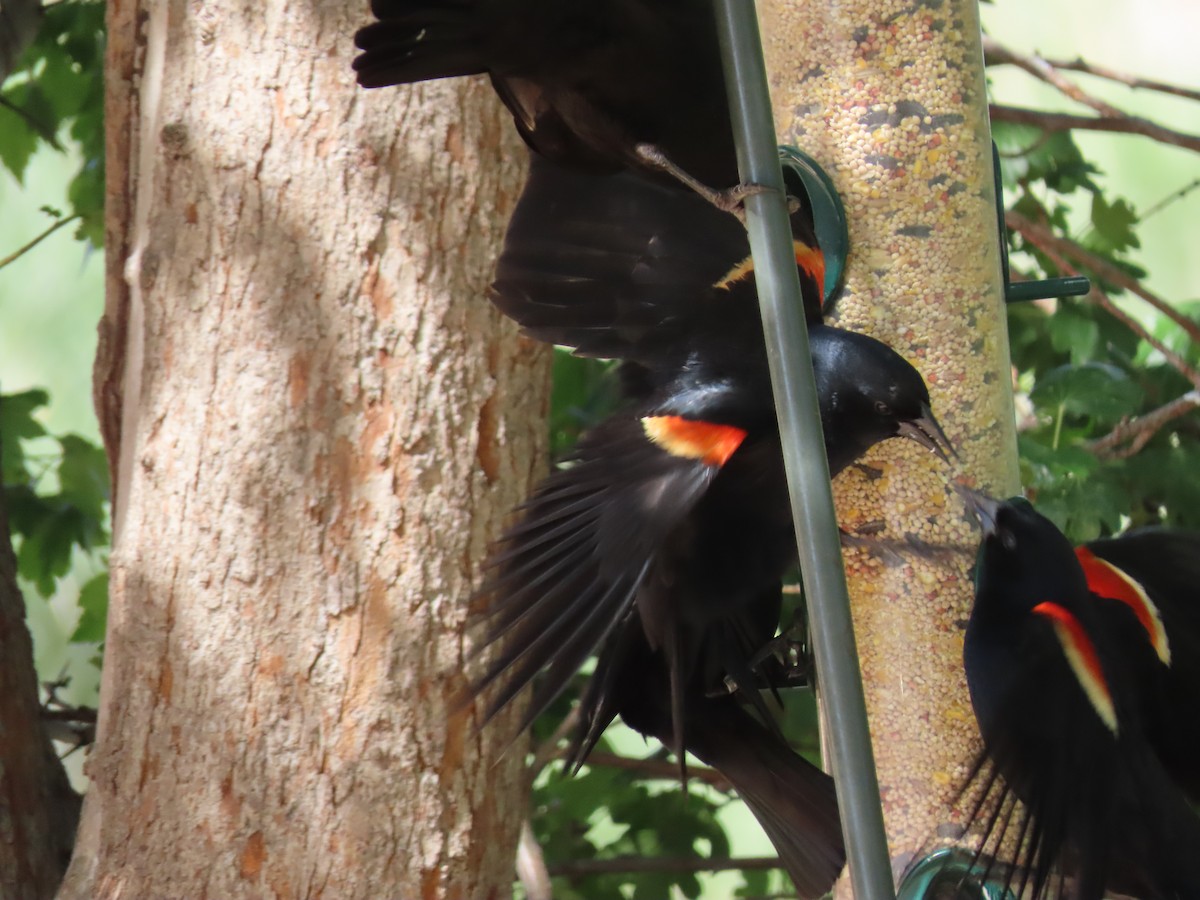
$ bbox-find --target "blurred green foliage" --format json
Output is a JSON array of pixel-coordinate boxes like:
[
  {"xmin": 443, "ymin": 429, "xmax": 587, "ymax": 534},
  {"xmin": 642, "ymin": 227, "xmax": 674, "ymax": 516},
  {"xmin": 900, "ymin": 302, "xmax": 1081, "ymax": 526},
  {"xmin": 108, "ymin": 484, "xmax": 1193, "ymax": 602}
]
[
  {"xmin": 0, "ymin": 0, "xmax": 105, "ymax": 245},
  {"xmin": 1, "ymin": 389, "xmax": 109, "ymax": 646},
  {"xmin": 996, "ymin": 121, "xmax": 1200, "ymax": 540}
]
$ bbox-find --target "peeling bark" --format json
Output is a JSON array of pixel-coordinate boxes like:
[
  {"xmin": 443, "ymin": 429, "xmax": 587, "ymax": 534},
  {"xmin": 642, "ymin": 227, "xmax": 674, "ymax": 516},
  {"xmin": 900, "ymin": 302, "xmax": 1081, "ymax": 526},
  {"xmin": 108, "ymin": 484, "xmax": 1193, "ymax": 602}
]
[{"xmin": 64, "ymin": 1, "xmax": 546, "ymax": 897}]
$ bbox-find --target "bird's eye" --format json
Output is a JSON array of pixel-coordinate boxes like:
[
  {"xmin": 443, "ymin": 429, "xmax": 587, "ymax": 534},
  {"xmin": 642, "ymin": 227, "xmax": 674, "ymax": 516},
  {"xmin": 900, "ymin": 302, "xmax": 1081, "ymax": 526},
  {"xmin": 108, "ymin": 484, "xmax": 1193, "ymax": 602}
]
[
  {"xmin": 874, "ymin": 400, "xmax": 892, "ymax": 416},
  {"xmin": 1000, "ymin": 529, "xmax": 1017, "ymax": 551}
]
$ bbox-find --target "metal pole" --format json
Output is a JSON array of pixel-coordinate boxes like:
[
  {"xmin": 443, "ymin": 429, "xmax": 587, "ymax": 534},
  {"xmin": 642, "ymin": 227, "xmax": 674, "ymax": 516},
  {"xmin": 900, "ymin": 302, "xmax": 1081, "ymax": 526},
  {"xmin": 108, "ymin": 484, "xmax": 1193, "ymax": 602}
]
[{"xmin": 711, "ymin": 2, "xmax": 896, "ymax": 898}]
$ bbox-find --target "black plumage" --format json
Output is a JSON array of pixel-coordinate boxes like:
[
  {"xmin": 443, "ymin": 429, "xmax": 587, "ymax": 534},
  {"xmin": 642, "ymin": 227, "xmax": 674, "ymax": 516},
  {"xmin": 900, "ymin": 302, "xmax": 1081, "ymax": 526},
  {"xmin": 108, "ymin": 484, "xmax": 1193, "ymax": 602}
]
[
  {"xmin": 353, "ymin": 0, "xmax": 744, "ymax": 201},
  {"xmin": 1077, "ymin": 530, "xmax": 1200, "ymax": 804},
  {"xmin": 567, "ymin": 598, "xmax": 846, "ymax": 899},
  {"xmin": 958, "ymin": 491, "xmax": 1200, "ymax": 900},
  {"xmin": 466, "ymin": 158, "xmax": 950, "ymax": 896},
  {"xmin": 473, "ymin": 156, "xmax": 953, "ymax": 742}
]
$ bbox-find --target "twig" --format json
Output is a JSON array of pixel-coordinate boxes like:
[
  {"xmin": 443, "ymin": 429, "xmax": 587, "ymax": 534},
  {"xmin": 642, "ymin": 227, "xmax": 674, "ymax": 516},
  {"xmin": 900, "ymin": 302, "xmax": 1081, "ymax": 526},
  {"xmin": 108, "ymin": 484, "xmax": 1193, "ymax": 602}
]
[
  {"xmin": 547, "ymin": 855, "xmax": 782, "ymax": 877},
  {"xmin": 516, "ymin": 820, "xmax": 553, "ymax": 900},
  {"xmin": 0, "ymin": 96, "xmax": 63, "ymax": 150},
  {"xmin": 989, "ymin": 104, "xmax": 1200, "ymax": 155},
  {"xmin": 1041, "ymin": 56, "xmax": 1200, "ymax": 105},
  {"xmin": 983, "ymin": 37, "xmax": 1122, "ymax": 118},
  {"xmin": 1006, "ymin": 210, "xmax": 1200, "ymax": 348},
  {"xmin": 1087, "ymin": 391, "xmax": 1200, "ymax": 460},
  {"xmin": 0, "ymin": 213, "xmax": 81, "ymax": 270},
  {"xmin": 1141, "ymin": 178, "xmax": 1200, "ymax": 221},
  {"xmin": 585, "ymin": 750, "xmax": 734, "ymax": 791},
  {"xmin": 1008, "ymin": 213, "xmax": 1200, "ymax": 394}
]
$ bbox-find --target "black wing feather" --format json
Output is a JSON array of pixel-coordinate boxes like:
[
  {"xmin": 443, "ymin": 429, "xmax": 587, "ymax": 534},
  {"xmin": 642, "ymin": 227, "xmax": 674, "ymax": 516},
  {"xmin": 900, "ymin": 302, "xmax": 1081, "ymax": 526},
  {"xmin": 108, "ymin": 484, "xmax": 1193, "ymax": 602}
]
[
  {"xmin": 467, "ymin": 415, "xmax": 719, "ymax": 734},
  {"xmin": 491, "ymin": 156, "xmax": 823, "ymax": 365}
]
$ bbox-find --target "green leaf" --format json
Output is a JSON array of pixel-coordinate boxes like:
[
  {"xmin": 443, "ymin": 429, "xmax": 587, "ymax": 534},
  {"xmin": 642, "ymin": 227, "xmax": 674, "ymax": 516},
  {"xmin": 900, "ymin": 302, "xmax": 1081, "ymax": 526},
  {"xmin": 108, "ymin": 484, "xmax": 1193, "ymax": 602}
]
[
  {"xmin": 0, "ymin": 390, "xmax": 50, "ymax": 482},
  {"xmin": 1031, "ymin": 362, "xmax": 1143, "ymax": 422},
  {"xmin": 16, "ymin": 503, "xmax": 86, "ymax": 596},
  {"xmin": 0, "ymin": 95, "xmax": 41, "ymax": 183},
  {"xmin": 57, "ymin": 433, "xmax": 110, "ymax": 524},
  {"xmin": 549, "ymin": 351, "xmax": 620, "ymax": 455},
  {"xmin": 1044, "ymin": 304, "xmax": 1099, "ymax": 364},
  {"xmin": 1088, "ymin": 194, "xmax": 1140, "ymax": 255},
  {"xmin": 70, "ymin": 571, "xmax": 108, "ymax": 643},
  {"xmin": 993, "ymin": 124, "xmax": 1098, "ymax": 194}
]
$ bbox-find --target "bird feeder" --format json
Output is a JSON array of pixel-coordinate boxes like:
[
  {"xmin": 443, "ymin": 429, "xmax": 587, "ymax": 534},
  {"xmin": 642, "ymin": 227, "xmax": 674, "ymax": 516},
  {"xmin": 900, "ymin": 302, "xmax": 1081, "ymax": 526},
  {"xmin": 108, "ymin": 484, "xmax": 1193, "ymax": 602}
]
[{"xmin": 753, "ymin": 0, "xmax": 1022, "ymax": 890}]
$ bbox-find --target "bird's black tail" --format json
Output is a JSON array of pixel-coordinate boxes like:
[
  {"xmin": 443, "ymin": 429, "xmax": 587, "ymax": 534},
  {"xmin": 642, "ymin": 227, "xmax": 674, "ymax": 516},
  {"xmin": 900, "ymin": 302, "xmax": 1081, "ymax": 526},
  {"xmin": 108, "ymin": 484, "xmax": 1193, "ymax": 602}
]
[
  {"xmin": 353, "ymin": 0, "xmax": 486, "ymax": 88},
  {"xmin": 684, "ymin": 702, "xmax": 845, "ymax": 899}
]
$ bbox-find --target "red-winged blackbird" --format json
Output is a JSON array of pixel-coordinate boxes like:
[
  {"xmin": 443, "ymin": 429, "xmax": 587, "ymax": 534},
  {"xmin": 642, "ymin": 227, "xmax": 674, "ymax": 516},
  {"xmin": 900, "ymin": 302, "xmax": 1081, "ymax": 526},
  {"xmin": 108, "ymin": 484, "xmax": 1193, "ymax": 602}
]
[
  {"xmin": 352, "ymin": 0, "xmax": 746, "ymax": 207},
  {"xmin": 1077, "ymin": 531, "xmax": 1200, "ymax": 804},
  {"xmin": 958, "ymin": 490, "xmax": 1200, "ymax": 900},
  {"xmin": 468, "ymin": 157, "xmax": 950, "ymax": 895},
  {"xmin": 474, "ymin": 156, "xmax": 952, "ymax": 735}
]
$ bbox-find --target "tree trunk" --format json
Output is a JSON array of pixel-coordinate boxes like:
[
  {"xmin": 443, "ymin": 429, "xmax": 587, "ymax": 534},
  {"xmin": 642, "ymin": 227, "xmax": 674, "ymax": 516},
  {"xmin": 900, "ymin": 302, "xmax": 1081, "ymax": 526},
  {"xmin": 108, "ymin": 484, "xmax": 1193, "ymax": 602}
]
[
  {"xmin": 0, "ymin": 426, "xmax": 80, "ymax": 898},
  {"xmin": 63, "ymin": 2, "xmax": 546, "ymax": 898}
]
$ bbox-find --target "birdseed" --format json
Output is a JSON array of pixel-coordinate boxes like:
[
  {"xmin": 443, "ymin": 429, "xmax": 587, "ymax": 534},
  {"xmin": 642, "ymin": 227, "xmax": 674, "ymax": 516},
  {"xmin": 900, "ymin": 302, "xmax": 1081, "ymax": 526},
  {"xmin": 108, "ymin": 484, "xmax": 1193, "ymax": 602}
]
[{"xmin": 758, "ymin": 0, "xmax": 1021, "ymax": 886}]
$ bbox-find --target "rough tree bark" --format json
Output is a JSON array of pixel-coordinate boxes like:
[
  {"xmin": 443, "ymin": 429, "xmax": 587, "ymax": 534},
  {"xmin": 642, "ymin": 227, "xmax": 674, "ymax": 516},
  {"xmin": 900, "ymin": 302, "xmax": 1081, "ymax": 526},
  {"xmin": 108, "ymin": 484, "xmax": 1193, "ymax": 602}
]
[
  {"xmin": 61, "ymin": 1, "xmax": 546, "ymax": 897},
  {"xmin": 0, "ymin": 434, "xmax": 80, "ymax": 898}
]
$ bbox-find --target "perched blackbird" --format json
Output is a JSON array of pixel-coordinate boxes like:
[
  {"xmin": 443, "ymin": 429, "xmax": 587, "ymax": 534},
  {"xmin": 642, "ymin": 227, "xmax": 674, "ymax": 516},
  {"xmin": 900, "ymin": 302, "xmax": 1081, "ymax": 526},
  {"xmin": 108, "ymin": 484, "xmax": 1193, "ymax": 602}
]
[
  {"xmin": 468, "ymin": 157, "xmax": 947, "ymax": 899},
  {"xmin": 1077, "ymin": 530, "xmax": 1200, "ymax": 803},
  {"xmin": 352, "ymin": 0, "xmax": 749, "ymax": 208},
  {"xmin": 958, "ymin": 490, "xmax": 1200, "ymax": 900},
  {"xmin": 472, "ymin": 156, "xmax": 952, "ymax": 738}
]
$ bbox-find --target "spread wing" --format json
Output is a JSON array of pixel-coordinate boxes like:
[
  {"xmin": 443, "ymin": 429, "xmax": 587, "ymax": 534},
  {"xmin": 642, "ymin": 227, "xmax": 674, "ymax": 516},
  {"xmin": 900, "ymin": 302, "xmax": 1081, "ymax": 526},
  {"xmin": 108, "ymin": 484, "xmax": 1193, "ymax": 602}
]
[
  {"xmin": 490, "ymin": 155, "xmax": 825, "ymax": 366},
  {"xmin": 466, "ymin": 414, "xmax": 740, "ymax": 736}
]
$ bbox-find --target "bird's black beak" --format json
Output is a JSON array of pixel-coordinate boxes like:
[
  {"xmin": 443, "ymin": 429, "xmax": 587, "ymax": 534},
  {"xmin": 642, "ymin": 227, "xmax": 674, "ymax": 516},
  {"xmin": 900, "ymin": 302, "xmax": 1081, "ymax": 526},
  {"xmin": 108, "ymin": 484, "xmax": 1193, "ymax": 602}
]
[
  {"xmin": 953, "ymin": 483, "xmax": 1001, "ymax": 537},
  {"xmin": 897, "ymin": 403, "xmax": 957, "ymax": 465}
]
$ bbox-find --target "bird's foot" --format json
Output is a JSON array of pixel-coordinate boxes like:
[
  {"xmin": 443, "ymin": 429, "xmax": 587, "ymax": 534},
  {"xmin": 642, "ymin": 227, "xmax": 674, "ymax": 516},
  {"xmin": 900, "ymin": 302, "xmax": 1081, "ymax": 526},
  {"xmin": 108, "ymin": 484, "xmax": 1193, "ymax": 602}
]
[{"xmin": 634, "ymin": 142, "xmax": 795, "ymax": 224}]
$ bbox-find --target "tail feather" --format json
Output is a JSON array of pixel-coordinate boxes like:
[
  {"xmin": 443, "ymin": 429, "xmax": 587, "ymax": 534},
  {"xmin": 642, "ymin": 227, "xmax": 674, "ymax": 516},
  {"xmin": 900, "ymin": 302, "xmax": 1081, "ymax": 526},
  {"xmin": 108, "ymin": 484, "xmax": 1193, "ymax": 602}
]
[
  {"xmin": 686, "ymin": 704, "xmax": 845, "ymax": 899},
  {"xmin": 353, "ymin": 1, "xmax": 486, "ymax": 88}
]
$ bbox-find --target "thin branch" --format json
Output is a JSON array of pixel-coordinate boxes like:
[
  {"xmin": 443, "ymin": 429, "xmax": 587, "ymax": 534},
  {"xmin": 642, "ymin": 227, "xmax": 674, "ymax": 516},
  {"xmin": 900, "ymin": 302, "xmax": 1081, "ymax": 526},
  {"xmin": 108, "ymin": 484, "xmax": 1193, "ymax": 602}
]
[
  {"xmin": 526, "ymin": 704, "xmax": 580, "ymax": 782},
  {"xmin": 1141, "ymin": 178, "xmax": 1200, "ymax": 221},
  {"xmin": 584, "ymin": 750, "xmax": 734, "ymax": 791},
  {"xmin": 983, "ymin": 37, "xmax": 1122, "ymax": 118},
  {"xmin": 1021, "ymin": 246, "xmax": 1200, "ymax": 391},
  {"xmin": 1006, "ymin": 210, "xmax": 1200, "ymax": 348},
  {"xmin": 516, "ymin": 820, "xmax": 553, "ymax": 900},
  {"xmin": 547, "ymin": 855, "xmax": 782, "ymax": 877},
  {"xmin": 0, "ymin": 214, "xmax": 81, "ymax": 270},
  {"xmin": 1087, "ymin": 391, "xmax": 1200, "ymax": 460},
  {"xmin": 0, "ymin": 96, "xmax": 63, "ymax": 150},
  {"xmin": 989, "ymin": 104, "xmax": 1200, "ymax": 155},
  {"xmin": 1041, "ymin": 56, "xmax": 1200, "ymax": 104}
]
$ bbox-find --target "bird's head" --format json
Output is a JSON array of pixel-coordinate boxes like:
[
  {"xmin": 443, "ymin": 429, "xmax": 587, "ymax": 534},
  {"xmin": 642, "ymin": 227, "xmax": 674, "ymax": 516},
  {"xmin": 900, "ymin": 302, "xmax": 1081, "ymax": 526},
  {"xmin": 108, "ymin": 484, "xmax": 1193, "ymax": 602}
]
[
  {"xmin": 813, "ymin": 328, "xmax": 955, "ymax": 473},
  {"xmin": 956, "ymin": 487, "xmax": 1089, "ymax": 610}
]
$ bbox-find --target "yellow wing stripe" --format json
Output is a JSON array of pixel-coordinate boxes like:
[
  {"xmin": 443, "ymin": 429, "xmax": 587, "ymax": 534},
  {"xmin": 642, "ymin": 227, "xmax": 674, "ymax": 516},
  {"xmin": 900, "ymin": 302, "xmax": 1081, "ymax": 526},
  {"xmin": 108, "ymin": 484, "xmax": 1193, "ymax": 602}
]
[
  {"xmin": 1033, "ymin": 601, "xmax": 1119, "ymax": 735},
  {"xmin": 714, "ymin": 241, "xmax": 826, "ymax": 295}
]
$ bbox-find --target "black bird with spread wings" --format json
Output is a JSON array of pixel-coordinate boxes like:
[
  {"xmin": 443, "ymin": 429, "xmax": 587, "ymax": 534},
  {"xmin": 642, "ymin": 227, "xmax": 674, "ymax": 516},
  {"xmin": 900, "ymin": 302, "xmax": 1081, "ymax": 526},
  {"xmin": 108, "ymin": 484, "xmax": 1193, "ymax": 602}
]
[
  {"xmin": 956, "ymin": 490, "xmax": 1200, "ymax": 900},
  {"xmin": 474, "ymin": 156, "xmax": 952, "ymax": 739},
  {"xmin": 465, "ymin": 157, "xmax": 951, "ymax": 895}
]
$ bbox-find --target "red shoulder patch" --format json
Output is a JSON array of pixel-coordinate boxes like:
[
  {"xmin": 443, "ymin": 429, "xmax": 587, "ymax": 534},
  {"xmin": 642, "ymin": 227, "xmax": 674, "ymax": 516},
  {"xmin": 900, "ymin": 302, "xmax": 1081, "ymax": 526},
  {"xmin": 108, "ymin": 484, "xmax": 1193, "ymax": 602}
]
[
  {"xmin": 641, "ymin": 416, "xmax": 747, "ymax": 467},
  {"xmin": 714, "ymin": 241, "xmax": 826, "ymax": 305},
  {"xmin": 1076, "ymin": 546, "xmax": 1171, "ymax": 665}
]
